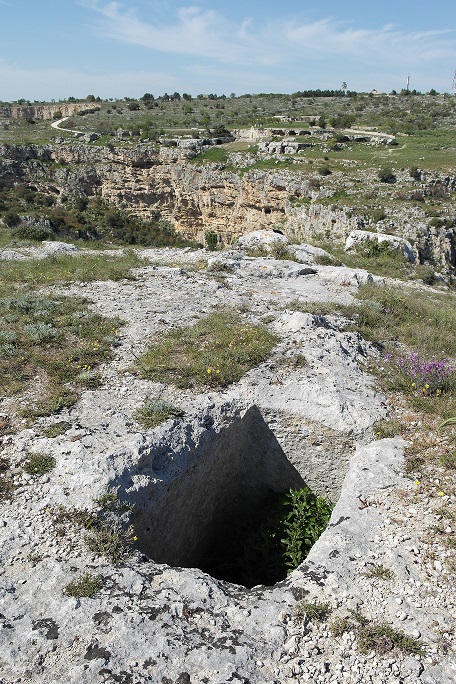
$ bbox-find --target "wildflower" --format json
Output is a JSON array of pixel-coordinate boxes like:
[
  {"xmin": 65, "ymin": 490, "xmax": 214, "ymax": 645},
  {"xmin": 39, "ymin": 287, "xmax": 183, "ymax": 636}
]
[
  {"xmin": 133, "ymin": 536, "xmax": 138, "ymax": 541},
  {"xmin": 207, "ymin": 368, "xmax": 211, "ymax": 374},
  {"xmin": 415, "ymin": 480, "xmax": 420, "ymax": 486},
  {"xmin": 438, "ymin": 491, "xmax": 444, "ymax": 497}
]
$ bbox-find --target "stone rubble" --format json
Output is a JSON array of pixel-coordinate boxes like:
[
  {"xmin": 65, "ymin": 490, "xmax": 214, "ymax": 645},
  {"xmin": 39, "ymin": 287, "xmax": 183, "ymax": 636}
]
[{"xmin": 0, "ymin": 245, "xmax": 455, "ymax": 683}]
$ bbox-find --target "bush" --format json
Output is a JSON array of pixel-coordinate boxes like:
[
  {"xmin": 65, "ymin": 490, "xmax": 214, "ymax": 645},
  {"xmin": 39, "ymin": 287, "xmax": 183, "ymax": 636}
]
[
  {"xmin": 205, "ymin": 230, "xmax": 218, "ymax": 251},
  {"xmin": 318, "ymin": 165, "xmax": 332, "ymax": 176},
  {"xmin": 377, "ymin": 167, "xmax": 396, "ymax": 183},
  {"xmin": 3, "ymin": 210, "xmax": 21, "ymax": 228},
  {"xmin": 409, "ymin": 166, "xmax": 421, "ymax": 180}
]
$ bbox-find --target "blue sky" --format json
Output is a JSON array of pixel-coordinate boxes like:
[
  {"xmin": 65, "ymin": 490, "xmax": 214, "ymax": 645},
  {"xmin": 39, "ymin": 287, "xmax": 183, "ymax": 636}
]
[{"xmin": 1, "ymin": 0, "xmax": 456, "ymax": 101}]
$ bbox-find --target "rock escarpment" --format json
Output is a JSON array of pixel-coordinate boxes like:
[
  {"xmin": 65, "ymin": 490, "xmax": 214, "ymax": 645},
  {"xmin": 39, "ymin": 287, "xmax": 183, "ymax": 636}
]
[{"xmin": 0, "ymin": 142, "xmax": 455, "ymax": 272}]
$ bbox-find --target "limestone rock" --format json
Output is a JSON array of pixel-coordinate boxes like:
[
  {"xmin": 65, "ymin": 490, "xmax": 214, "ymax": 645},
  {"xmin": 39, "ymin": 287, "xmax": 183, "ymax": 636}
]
[{"xmin": 345, "ymin": 229, "xmax": 416, "ymax": 263}]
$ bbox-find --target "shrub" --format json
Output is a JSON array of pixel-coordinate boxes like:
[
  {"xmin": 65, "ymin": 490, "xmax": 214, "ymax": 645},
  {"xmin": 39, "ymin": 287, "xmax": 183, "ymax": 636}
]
[
  {"xmin": 377, "ymin": 166, "xmax": 396, "ymax": 183},
  {"xmin": 11, "ymin": 223, "xmax": 53, "ymax": 241},
  {"xmin": 3, "ymin": 210, "xmax": 21, "ymax": 228},
  {"xmin": 318, "ymin": 165, "xmax": 331, "ymax": 176},
  {"xmin": 205, "ymin": 230, "xmax": 218, "ymax": 251},
  {"xmin": 331, "ymin": 612, "xmax": 425, "ymax": 656},
  {"xmin": 270, "ymin": 243, "xmax": 298, "ymax": 261},
  {"xmin": 308, "ymin": 177, "xmax": 321, "ymax": 190},
  {"xmin": 409, "ymin": 166, "xmax": 421, "ymax": 180},
  {"xmin": 384, "ymin": 351, "xmax": 454, "ymax": 396},
  {"xmin": 371, "ymin": 208, "xmax": 386, "ymax": 223}
]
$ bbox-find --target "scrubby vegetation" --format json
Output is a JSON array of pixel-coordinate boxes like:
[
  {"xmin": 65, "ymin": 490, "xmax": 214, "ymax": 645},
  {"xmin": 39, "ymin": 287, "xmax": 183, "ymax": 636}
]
[{"xmin": 0, "ymin": 285, "xmax": 123, "ymax": 417}]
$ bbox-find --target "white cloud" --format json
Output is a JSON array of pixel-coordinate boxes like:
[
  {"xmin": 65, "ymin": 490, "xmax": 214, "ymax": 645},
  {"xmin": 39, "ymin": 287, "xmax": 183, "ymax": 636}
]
[{"xmin": 80, "ymin": 2, "xmax": 456, "ymax": 70}]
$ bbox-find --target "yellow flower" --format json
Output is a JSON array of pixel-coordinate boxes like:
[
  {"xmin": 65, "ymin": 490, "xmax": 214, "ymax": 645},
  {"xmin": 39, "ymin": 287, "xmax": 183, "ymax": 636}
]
[
  {"xmin": 415, "ymin": 480, "xmax": 420, "ymax": 485},
  {"xmin": 207, "ymin": 368, "xmax": 211, "ymax": 374},
  {"xmin": 133, "ymin": 535, "xmax": 138, "ymax": 541},
  {"xmin": 438, "ymin": 491, "xmax": 444, "ymax": 497},
  {"xmin": 411, "ymin": 382, "xmax": 416, "ymax": 388}
]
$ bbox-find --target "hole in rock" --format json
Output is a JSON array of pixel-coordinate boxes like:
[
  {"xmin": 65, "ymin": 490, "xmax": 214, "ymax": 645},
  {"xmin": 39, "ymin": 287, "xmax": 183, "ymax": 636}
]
[{"xmin": 126, "ymin": 406, "xmax": 334, "ymax": 588}]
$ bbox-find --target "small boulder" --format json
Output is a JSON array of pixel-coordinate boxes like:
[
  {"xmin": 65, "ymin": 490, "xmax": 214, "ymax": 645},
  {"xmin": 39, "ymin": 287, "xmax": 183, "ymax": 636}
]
[
  {"xmin": 345, "ymin": 230, "xmax": 415, "ymax": 263},
  {"xmin": 236, "ymin": 229, "xmax": 289, "ymax": 253}
]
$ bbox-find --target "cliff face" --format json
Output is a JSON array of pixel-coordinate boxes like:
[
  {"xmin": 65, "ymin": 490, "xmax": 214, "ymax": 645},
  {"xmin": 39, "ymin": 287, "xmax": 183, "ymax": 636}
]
[
  {"xmin": 0, "ymin": 103, "xmax": 98, "ymax": 120},
  {"xmin": 0, "ymin": 142, "xmax": 455, "ymax": 270}
]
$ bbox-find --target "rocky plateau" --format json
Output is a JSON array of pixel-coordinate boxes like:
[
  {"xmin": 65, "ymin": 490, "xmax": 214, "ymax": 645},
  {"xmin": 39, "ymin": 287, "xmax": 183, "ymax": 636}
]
[{"xmin": 0, "ymin": 238, "xmax": 455, "ymax": 684}]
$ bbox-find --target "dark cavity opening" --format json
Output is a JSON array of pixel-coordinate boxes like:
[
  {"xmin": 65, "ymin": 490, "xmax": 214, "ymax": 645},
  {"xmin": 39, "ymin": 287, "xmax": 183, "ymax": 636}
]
[{"xmin": 128, "ymin": 406, "xmax": 331, "ymax": 588}]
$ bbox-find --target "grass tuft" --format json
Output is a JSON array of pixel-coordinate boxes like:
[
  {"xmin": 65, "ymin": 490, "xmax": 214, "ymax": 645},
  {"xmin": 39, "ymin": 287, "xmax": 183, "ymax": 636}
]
[
  {"xmin": 137, "ymin": 308, "xmax": 278, "ymax": 388},
  {"xmin": 133, "ymin": 397, "xmax": 184, "ymax": 428},
  {"xmin": 64, "ymin": 573, "xmax": 104, "ymax": 598},
  {"xmin": 0, "ymin": 250, "xmax": 142, "ymax": 286},
  {"xmin": 293, "ymin": 601, "xmax": 332, "ymax": 622},
  {"xmin": 23, "ymin": 453, "xmax": 56, "ymax": 476},
  {"xmin": 331, "ymin": 611, "xmax": 425, "ymax": 656}
]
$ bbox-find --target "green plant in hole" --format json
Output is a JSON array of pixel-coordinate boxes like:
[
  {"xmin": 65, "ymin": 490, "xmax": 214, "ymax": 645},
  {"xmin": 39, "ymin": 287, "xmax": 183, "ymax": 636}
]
[
  {"xmin": 293, "ymin": 601, "xmax": 332, "ymax": 622},
  {"xmin": 133, "ymin": 397, "xmax": 184, "ymax": 429},
  {"xmin": 23, "ymin": 453, "xmax": 56, "ymax": 476},
  {"xmin": 220, "ymin": 486, "xmax": 333, "ymax": 587},
  {"xmin": 364, "ymin": 564, "xmax": 394, "ymax": 580},
  {"xmin": 280, "ymin": 488, "xmax": 333, "ymax": 571},
  {"xmin": 137, "ymin": 308, "xmax": 278, "ymax": 389},
  {"xmin": 64, "ymin": 573, "xmax": 104, "ymax": 598}
]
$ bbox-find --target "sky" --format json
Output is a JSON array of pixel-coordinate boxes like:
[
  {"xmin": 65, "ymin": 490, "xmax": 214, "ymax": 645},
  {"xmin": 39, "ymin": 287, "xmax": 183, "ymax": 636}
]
[{"xmin": 1, "ymin": 0, "xmax": 456, "ymax": 101}]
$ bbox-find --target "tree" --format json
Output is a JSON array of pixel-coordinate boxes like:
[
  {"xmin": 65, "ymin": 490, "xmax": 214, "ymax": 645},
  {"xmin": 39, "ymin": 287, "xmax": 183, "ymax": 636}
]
[
  {"xmin": 141, "ymin": 93, "xmax": 154, "ymax": 102},
  {"xmin": 341, "ymin": 82, "xmax": 347, "ymax": 93},
  {"xmin": 86, "ymin": 95, "xmax": 96, "ymax": 102}
]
